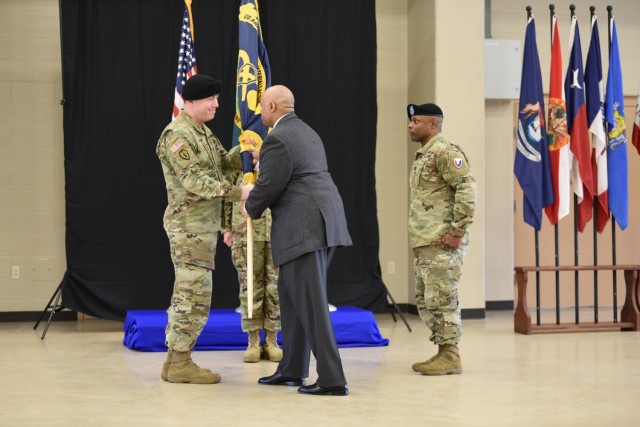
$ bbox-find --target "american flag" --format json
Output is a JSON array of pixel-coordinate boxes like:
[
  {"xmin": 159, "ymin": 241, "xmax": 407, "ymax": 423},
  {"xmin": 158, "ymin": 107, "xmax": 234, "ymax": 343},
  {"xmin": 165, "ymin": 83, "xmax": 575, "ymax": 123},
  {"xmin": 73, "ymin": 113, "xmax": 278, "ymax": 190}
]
[{"xmin": 172, "ymin": 3, "xmax": 198, "ymax": 120}]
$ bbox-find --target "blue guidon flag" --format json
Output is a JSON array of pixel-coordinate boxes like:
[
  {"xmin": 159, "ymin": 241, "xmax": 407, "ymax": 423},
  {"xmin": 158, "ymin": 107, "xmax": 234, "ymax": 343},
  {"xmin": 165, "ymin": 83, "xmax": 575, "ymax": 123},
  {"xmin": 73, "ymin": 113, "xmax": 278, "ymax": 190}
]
[
  {"xmin": 234, "ymin": 0, "xmax": 271, "ymax": 185},
  {"xmin": 514, "ymin": 16, "xmax": 554, "ymax": 230}
]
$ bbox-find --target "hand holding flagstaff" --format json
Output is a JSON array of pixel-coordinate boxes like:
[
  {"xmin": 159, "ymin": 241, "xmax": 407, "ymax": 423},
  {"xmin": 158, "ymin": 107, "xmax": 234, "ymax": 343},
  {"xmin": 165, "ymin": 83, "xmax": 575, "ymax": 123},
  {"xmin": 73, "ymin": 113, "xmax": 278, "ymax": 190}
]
[{"xmin": 240, "ymin": 183, "xmax": 254, "ymax": 201}]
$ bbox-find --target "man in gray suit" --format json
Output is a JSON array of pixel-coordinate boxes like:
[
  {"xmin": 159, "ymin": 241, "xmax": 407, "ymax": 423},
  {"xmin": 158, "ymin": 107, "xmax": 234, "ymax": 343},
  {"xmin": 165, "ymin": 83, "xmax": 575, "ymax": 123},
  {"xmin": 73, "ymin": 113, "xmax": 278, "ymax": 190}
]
[{"xmin": 243, "ymin": 85, "xmax": 352, "ymax": 396}]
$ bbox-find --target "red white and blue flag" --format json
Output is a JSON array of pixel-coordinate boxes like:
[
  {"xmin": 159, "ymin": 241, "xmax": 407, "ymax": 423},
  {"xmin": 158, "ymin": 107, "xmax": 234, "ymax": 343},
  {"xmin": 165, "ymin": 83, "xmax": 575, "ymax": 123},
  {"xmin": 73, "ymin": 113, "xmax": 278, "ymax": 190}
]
[
  {"xmin": 584, "ymin": 14, "xmax": 609, "ymax": 232},
  {"xmin": 565, "ymin": 15, "xmax": 594, "ymax": 232},
  {"xmin": 172, "ymin": 1, "xmax": 198, "ymax": 120},
  {"xmin": 514, "ymin": 16, "xmax": 554, "ymax": 230},
  {"xmin": 605, "ymin": 17, "xmax": 628, "ymax": 230}
]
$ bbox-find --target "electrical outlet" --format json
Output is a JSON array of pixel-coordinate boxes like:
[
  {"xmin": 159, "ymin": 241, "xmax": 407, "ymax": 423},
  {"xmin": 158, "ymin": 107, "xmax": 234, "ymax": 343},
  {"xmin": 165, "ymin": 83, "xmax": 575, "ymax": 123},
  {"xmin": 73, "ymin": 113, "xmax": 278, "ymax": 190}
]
[
  {"xmin": 11, "ymin": 266, "xmax": 20, "ymax": 280},
  {"xmin": 387, "ymin": 261, "xmax": 396, "ymax": 274}
]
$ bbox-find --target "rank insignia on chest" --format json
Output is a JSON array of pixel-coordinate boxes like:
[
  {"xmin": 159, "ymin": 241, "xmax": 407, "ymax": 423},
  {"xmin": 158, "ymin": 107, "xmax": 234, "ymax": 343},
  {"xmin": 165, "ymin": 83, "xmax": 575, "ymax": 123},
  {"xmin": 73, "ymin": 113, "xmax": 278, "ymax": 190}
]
[{"xmin": 453, "ymin": 158, "xmax": 463, "ymax": 168}]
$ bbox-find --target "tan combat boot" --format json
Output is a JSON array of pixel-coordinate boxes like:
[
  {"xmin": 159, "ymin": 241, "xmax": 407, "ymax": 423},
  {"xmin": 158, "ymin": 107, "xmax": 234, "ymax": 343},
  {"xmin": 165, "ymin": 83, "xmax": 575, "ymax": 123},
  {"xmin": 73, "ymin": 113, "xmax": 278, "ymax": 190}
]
[
  {"xmin": 166, "ymin": 351, "xmax": 221, "ymax": 384},
  {"xmin": 161, "ymin": 349, "xmax": 174, "ymax": 381},
  {"xmin": 243, "ymin": 331, "xmax": 262, "ymax": 363},
  {"xmin": 263, "ymin": 330, "xmax": 283, "ymax": 362},
  {"xmin": 418, "ymin": 344, "xmax": 463, "ymax": 376},
  {"xmin": 411, "ymin": 346, "xmax": 443, "ymax": 372}
]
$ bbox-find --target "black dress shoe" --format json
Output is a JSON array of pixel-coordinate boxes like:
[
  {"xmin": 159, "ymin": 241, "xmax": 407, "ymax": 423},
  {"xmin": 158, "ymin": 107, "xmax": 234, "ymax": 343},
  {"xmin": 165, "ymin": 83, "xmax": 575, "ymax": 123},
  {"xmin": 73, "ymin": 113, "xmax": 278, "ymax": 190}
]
[
  {"xmin": 258, "ymin": 372, "xmax": 305, "ymax": 386},
  {"xmin": 297, "ymin": 383, "xmax": 349, "ymax": 396}
]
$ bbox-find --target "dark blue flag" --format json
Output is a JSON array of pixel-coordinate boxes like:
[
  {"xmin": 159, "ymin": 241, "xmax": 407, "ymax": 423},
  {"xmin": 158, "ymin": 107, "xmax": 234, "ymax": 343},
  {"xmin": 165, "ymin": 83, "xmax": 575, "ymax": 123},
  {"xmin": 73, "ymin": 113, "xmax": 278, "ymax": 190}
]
[
  {"xmin": 234, "ymin": 0, "xmax": 271, "ymax": 184},
  {"xmin": 514, "ymin": 17, "xmax": 554, "ymax": 230}
]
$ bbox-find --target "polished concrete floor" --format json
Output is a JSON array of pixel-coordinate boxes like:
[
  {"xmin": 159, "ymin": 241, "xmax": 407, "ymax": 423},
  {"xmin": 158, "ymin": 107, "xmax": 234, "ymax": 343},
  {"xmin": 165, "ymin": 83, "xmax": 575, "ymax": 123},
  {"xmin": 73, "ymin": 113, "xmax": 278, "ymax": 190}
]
[{"xmin": 1, "ymin": 310, "xmax": 638, "ymax": 426}]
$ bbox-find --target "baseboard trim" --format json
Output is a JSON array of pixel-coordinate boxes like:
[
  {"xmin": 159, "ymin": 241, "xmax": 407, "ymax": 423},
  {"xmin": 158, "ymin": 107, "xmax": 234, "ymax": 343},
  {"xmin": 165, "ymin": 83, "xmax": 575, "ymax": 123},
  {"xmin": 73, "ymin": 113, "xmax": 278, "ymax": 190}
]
[
  {"xmin": 0, "ymin": 310, "xmax": 77, "ymax": 323},
  {"xmin": 486, "ymin": 300, "xmax": 514, "ymax": 310},
  {"xmin": 375, "ymin": 304, "xmax": 486, "ymax": 319},
  {"xmin": 461, "ymin": 308, "xmax": 486, "ymax": 319}
]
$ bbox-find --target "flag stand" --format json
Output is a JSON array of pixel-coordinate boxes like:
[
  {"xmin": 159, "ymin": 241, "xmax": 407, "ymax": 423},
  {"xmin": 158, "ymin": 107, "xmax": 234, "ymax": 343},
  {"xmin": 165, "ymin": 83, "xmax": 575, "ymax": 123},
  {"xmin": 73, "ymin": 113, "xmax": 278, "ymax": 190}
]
[
  {"xmin": 33, "ymin": 280, "xmax": 68, "ymax": 340},
  {"xmin": 383, "ymin": 285, "xmax": 411, "ymax": 332}
]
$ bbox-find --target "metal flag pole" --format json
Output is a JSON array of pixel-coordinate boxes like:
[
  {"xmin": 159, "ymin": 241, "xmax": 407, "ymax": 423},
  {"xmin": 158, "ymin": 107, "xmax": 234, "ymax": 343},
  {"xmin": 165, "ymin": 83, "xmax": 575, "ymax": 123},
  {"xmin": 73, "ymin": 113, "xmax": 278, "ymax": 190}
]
[
  {"xmin": 549, "ymin": 4, "xmax": 562, "ymax": 326},
  {"xmin": 525, "ymin": 5, "xmax": 542, "ymax": 326},
  {"xmin": 569, "ymin": 4, "xmax": 579, "ymax": 325},
  {"xmin": 590, "ymin": 5, "xmax": 600, "ymax": 324},
  {"xmin": 607, "ymin": 4, "xmax": 619, "ymax": 322}
]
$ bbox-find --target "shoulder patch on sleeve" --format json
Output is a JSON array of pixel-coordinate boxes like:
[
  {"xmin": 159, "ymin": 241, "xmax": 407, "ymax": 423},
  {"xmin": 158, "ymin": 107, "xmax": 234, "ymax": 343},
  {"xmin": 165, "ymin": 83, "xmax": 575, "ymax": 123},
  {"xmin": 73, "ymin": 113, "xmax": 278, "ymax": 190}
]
[
  {"xmin": 442, "ymin": 148, "xmax": 470, "ymax": 177},
  {"xmin": 167, "ymin": 137, "xmax": 198, "ymax": 169},
  {"xmin": 170, "ymin": 139, "xmax": 185, "ymax": 154}
]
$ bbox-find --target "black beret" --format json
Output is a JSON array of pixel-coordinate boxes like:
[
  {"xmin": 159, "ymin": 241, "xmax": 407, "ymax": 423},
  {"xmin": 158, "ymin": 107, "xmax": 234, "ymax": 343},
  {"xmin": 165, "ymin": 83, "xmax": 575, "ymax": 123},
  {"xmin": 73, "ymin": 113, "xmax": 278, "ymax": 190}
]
[
  {"xmin": 182, "ymin": 74, "xmax": 222, "ymax": 101},
  {"xmin": 407, "ymin": 103, "xmax": 443, "ymax": 119}
]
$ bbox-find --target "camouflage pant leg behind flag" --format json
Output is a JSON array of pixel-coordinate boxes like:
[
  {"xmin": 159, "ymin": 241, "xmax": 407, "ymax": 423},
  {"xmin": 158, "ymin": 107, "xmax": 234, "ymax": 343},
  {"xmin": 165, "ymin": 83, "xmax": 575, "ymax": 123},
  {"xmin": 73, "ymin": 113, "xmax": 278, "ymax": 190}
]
[
  {"xmin": 413, "ymin": 245, "xmax": 467, "ymax": 345},
  {"xmin": 231, "ymin": 239, "xmax": 281, "ymax": 333},
  {"xmin": 165, "ymin": 262, "xmax": 213, "ymax": 352}
]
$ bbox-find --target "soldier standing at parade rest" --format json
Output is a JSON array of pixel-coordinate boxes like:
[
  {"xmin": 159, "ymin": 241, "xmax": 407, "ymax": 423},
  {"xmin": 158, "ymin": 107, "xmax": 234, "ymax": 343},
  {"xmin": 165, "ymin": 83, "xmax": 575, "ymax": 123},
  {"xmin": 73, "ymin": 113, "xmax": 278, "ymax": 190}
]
[
  {"xmin": 156, "ymin": 74, "xmax": 254, "ymax": 384},
  {"xmin": 222, "ymin": 172, "xmax": 282, "ymax": 364},
  {"xmin": 407, "ymin": 103, "xmax": 476, "ymax": 376}
]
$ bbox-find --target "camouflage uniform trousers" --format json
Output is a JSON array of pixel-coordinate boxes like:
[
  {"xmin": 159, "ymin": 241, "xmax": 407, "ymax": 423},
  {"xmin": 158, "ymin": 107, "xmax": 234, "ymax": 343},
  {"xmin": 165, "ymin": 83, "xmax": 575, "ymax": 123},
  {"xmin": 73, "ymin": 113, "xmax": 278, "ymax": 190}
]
[
  {"xmin": 231, "ymin": 239, "xmax": 281, "ymax": 333},
  {"xmin": 165, "ymin": 232, "xmax": 216, "ymax": 353},
  {"xmin": 413, "ymin": 244, "xmax": 468, "ymax": 346}
]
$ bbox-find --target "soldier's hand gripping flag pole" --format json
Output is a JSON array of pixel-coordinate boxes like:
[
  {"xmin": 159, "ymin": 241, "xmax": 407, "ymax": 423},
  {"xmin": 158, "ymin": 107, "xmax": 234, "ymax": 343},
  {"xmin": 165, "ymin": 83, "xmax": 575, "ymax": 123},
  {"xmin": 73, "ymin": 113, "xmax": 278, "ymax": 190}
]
[{"xmin": 234, "ymin": 0, "xmax": 271, "ymax": 319}]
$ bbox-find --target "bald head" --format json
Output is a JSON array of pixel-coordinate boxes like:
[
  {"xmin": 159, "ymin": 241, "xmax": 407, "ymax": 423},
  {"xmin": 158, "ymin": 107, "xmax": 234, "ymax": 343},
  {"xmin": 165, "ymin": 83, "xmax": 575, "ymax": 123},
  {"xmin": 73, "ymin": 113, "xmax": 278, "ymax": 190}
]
[{"xmin": 260, "ymin": 85, "xmax": 295, "ymax": 127}]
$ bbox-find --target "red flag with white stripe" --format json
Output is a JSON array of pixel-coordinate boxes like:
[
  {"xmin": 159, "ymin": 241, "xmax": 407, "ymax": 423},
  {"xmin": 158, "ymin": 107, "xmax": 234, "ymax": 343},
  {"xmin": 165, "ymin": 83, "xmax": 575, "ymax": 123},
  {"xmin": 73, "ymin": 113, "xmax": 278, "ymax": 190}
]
[{"xmin": 545, "ymin": 15, "xmax": 570, "ymax": 224}]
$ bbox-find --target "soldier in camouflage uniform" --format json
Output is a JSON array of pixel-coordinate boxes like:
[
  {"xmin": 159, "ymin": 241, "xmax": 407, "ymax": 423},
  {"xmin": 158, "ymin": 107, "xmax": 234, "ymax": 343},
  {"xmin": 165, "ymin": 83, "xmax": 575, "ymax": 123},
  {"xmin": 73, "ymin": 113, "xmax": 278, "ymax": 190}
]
[
  {"xmin": 406, "ymin": 103, "xmax": 476, "ymax": 376},
  {"xmin": 222, "ymin": 172, "xmax": 282, "ymax": 363},
  {"xmin": 156, "ymin": 74, "xmax": 253, "ymax": 384}
]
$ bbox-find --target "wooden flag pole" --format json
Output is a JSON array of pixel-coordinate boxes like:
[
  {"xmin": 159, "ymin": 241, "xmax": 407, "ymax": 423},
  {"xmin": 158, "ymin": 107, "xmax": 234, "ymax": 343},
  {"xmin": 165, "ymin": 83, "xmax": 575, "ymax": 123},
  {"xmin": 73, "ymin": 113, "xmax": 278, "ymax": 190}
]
[{"xmin": 247, "ymin": 217, "xmax": 254, "ymax": 319}]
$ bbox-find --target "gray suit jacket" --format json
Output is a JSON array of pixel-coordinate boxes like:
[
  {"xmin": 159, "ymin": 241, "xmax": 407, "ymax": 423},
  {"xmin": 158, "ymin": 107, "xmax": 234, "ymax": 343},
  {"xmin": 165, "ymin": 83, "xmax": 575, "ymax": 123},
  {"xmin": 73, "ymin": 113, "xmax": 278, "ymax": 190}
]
[{"xmin": 245, "ymin": 113, "xmax": 352, "ymax": 267}]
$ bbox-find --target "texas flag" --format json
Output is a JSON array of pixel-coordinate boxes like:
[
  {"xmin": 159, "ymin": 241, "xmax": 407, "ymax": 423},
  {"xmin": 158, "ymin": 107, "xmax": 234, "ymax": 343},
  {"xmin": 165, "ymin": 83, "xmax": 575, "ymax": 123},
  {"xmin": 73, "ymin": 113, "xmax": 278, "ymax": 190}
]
[{"xmin": 565, "ymin": 15, "xmax": 594, "ymax": 232}]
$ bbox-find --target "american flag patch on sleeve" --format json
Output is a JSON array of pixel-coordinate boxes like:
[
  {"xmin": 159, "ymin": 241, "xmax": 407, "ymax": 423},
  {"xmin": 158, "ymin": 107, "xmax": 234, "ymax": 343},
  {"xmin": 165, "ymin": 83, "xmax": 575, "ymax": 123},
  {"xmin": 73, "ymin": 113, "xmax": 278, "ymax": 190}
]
[{"xmin": 170, "ymin": 139, "xmax": 185, "ymax": 153}]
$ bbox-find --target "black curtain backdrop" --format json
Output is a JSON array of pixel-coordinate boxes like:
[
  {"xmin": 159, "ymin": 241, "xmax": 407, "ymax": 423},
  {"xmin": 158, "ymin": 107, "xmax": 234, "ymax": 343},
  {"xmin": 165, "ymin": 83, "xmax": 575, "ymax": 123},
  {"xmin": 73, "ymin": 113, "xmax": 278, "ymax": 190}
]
[{"xmin": 59, "ymin": 0, "xmax": 386, "ymax": 321}]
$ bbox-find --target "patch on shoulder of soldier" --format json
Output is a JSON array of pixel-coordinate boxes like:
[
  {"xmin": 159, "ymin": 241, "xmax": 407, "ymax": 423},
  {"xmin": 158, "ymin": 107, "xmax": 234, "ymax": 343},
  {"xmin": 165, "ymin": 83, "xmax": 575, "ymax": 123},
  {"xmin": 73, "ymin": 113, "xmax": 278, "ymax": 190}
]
[
  {"xmin": 178, "ymin": 149, "xmax": 190, "ymax": 160},
  {"xmin": 453, "ymin": 158, "xmax": 464, "ymax": 168},
  {"xmin": 170, "ymin": 139, "xmax": 185, "ymax": 153}
]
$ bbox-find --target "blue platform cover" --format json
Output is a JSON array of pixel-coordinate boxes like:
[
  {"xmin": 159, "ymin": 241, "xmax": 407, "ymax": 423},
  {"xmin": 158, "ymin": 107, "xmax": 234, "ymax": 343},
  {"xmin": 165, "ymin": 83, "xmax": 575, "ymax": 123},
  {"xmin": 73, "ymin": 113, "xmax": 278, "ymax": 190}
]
[{"xmin": 123, "ymin": 306, "xmax": 389, "ymax": 351}]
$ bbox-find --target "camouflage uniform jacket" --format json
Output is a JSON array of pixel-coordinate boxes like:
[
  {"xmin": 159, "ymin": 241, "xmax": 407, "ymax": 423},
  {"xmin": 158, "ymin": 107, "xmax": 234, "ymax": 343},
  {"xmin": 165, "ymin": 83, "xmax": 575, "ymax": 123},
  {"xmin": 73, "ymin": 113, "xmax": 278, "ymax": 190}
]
[
  {"xmin": 222, "ymin": 171, "xmax": 271, "ymax": 242},
  {"xmin": 409, "ymin": 133, "xmax": 476, "ymax": 248},
  {"xmin": 156, "ymin": 111, "xmax": 242, "ymax": 234}
]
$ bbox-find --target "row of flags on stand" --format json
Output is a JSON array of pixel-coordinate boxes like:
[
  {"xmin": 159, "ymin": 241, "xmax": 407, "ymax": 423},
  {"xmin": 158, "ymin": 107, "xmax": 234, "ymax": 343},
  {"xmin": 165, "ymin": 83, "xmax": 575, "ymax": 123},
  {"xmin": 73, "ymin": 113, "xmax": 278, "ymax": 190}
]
[
  {"xmin": 514, "ymin": 10, "xmax": 637, "ymax": 233},
  {"xmin": 172, "ymin": 0, "xmax": 271, "ymax": 185}
]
